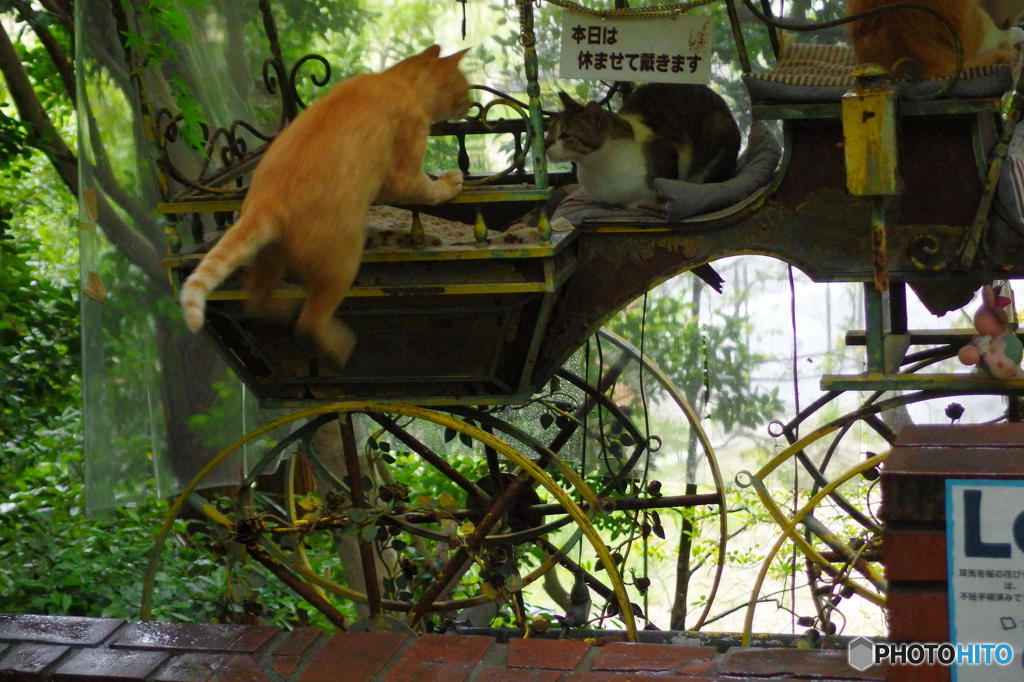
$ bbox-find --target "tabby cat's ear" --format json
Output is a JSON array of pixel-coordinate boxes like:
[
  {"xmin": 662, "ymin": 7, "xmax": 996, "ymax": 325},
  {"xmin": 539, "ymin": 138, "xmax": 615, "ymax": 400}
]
[
  {"xmin": 558, "ymin": 91, "xmax": 583, "ymax": 111},
  {"xmin": 584, "ymin": 101, "xmax": 603, "ymax": 114}
]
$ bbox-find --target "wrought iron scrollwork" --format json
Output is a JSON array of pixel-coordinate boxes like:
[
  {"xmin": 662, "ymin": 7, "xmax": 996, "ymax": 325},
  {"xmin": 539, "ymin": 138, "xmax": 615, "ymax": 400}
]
[
  {"xmin": 289, "ymin": 54, "xmax": 332, "ymax": 110},
  {"xmin": 156, "ymin": 71, "xmax": 545, "ymax": 200},
  {"xmin": 156, "ymin": 51, "xmax": 334, "ymax": 198},
  {"xmin": 461, "ymin": 87, "xmax": 534, "ymax": 187}
]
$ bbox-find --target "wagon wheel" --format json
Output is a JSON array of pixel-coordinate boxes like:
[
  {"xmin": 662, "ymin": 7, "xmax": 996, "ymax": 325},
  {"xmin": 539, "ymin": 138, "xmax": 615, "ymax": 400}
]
[
  {"xmin": 141, "ymin": 331, "xmax": 725, "ymax": 635},
  {"xmin": 141, "ymin": 402, "xmax": 634, "ymax": 636},
  {"xmin": 739, "ymin": 346, "xmax": 1020, "ymax": 644},
  {"xmin": 434, "ymin": 328, "xmax": 727, "ymax": 631}
]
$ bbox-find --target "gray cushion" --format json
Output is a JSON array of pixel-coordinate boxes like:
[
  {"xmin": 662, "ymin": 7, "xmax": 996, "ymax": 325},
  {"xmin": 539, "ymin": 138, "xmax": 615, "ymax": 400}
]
[{"xmin": 551, "ymin": 121, "xmax": 782, "ymax": 225}]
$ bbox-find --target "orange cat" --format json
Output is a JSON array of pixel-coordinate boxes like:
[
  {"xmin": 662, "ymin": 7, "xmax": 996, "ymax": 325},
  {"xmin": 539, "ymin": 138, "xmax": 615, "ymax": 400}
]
[
  {"xmin": 847, "ymin": 0, "xmax": 1024, "ymax": 78},
  {"xmin": 180, "ymin": 45, "xmax": 471, "ymax": 367}
]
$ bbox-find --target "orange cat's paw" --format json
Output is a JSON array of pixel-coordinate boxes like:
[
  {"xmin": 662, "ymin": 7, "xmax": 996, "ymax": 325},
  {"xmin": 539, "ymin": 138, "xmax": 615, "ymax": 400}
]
[
  {"xmin": 437, "ymin": 170, "xmax": 463, "ymax": 199},
  {"xmin": 321, "ymin": 321, "xmax": 357, "ymax": 369}
]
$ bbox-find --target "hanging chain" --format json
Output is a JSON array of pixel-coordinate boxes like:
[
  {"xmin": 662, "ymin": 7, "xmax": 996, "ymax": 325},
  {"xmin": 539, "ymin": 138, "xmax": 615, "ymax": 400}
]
[{"xmin": 539, "ymin": 0, "xmax": 719, "ymax": 19}]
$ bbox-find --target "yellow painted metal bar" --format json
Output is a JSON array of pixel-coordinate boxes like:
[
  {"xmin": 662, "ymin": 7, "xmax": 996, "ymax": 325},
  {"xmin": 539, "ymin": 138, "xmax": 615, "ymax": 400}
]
[
  {"xmin": 752, "ymin": 424, "xmax": 843, "ymax": 482},
  {"xmin": 445, "ymin": 187, "xmax": 551, "ymax": 203},
  {"xmin": 841, "ymin": 80, "xmax": 898, "ymax": 197},
  {"xmin": 747, "ymin": 469, "xmax": 887, "ymax": 596},
  {"xmin": 284, "ymin": 450, "xmax": 328, "ymax": 601},
  {"xmin": 409, "ymin": 210, "xmax": 425, "ymax": 246},
  {"xmin": 191, "ymin": 495, "xmax": 233, "ymax": 529},
  {"xmin": 822, "ymin": 373, "xmax": 1024, "ymax": 391},
  {"xmin": 537, "ymin": 206, "xmax": 551, "ymax": 243},
  {"xmin": 158, "ymin": 200, "xmax": 243, "ymax": 214},
  {"xmin": 145, "ymin": 402, "xmax": 637, "ymax": 641},
  {"xmin": 194, "ymin": 281, "xmax": 558, "ymax": 301},
  {"xmin": 474, "ymin": 208, "xmax": 488, "ymax": 245},
  {"xmin": 740, "ymin": 451, "xmax": 890, "ymax": 646},
  {"xmin": 143, "ymin": 403, "xmax": 344, "ymax": 621},
  {"xmin": 870, "ymin": 198, "xmax": 889, "ymax": 292},
  {"xmin": 738, "ymin": 418, "xmax": 887, "ymax": 600},
  {"xmin": 598, "ymin": 330, "xmax": 726, "ymax": 631},
  {"xmin": 258, "ymin": 524, "xmax": 585, "ymax": 614},
  {"xmin": 158, "ymin": 186, "xmax": 552, "ymax": 216},
  {"xmin": 164, "ymin": 230, "xmax": 575, "ymax": 267}
]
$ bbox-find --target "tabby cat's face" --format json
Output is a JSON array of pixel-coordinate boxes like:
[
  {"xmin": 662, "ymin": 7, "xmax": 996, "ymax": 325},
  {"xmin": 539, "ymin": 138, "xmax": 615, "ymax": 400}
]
[{"xmin": 545, "ymin": 92, "xmax": 614, "ymax": 164}]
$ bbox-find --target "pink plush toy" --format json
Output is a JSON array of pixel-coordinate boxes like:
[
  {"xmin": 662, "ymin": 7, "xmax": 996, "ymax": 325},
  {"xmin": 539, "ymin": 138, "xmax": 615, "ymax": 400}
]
[{"xmin": 957, "ymin": 284, "xmax": 1023, "ymax": 379}]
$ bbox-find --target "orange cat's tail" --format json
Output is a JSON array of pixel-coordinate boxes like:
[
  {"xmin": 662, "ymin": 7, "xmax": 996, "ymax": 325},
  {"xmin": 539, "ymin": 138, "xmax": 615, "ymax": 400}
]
[{"xmin": 179, "ymin": 214, "xmax": 276, "ymax": 333}]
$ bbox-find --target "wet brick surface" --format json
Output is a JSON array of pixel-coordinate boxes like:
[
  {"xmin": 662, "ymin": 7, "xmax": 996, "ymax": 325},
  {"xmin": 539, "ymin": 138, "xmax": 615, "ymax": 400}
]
[{"xmin": 0, "ymin": 613, "xmax": 890, "ymax": 680}]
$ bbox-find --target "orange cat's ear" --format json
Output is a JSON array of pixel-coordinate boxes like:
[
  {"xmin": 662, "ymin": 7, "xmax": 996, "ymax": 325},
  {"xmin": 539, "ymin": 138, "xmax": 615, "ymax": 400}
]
[
  {"xmin": 419, "ymin": 44, "xmax": 443, "ymax": 59},
  {"xmin": 442, "ymin": 47, "xmax": 471, "ymax": 64},
  {"xmin": 558, "ymin": 90, "xmax": 583, "ymax": 110}
]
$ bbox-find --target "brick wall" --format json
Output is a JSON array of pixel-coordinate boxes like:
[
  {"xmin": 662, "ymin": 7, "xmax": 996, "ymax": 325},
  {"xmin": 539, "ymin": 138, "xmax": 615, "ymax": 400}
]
[
  {"xmin": 881, "ymin": 423, "xmax": 1024, "ymax": 682},
  {"xmin": 0, "ymin": 613, "xmax": 887, "ymax": 680}
]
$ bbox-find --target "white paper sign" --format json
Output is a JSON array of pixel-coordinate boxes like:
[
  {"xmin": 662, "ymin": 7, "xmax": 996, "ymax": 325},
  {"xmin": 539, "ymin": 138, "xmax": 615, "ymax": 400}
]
[
  {"xmin": 946, "ymin": 480, "xmax": 1024, "ymax": 681},
  {"xmin": 558, "ymin": 11, "xmax": 713, "ymax": 84}
]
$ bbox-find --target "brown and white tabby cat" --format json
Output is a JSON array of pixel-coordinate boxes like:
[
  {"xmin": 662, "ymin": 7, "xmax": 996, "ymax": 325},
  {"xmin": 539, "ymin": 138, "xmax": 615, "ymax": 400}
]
[
  {"xmin": 847, "ymin": 0, "xmax": 1024, "ymax": 78},
  {"xmin": 545, "ymin": 84, "xmax": 741, "ymax": 208},
  {"xmin": 180, "ymin": 45, "xmax": 471, "ymax": 367}
]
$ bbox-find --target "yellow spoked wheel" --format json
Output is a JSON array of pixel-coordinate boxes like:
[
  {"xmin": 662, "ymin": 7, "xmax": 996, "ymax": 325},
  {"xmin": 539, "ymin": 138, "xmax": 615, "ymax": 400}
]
[
  {"xmin": 142, "ymin": 402, "xmax": 639, "ymax": 637},
  {"xmin": 141, "ymin": 331, "xmax": 725, "ymax": 636},
  {"xmin": 740, "ymin": 386, "xmax": 1015, "ymax": 645}
]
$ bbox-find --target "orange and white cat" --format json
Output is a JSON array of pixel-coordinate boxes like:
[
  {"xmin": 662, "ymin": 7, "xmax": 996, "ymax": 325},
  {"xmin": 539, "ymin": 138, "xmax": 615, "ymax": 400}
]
[
  {"xmin": 179, "ymin": 45, "xmax": 471, "ymax": 367},
  {"xmin": 848, "ymin": 0, "xmax": 1024, "ymax": 78}
]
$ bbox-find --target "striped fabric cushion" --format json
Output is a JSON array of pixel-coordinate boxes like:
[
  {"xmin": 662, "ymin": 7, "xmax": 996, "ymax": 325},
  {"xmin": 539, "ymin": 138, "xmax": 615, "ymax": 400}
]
[{"xmin": 744, "ymin": 42, "xmax": 1013, "ymax": 102}]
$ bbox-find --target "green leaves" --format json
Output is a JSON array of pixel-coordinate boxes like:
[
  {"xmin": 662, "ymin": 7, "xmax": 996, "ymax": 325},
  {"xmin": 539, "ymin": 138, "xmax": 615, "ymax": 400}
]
[
  {"xmin": 167, "ymin": 76, "xmax": 206, "ymax": 150},
  {"xmin": 0, "ymin": 204, "xmax": 79, "ymax": 460},
  {"xmin": 605, "ymin": 283, "xmax": 783, "ymax": 433}
]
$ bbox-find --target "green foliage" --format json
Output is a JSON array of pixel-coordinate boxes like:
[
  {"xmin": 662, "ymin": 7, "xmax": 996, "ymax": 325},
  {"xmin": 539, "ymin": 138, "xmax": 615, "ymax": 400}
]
[
  {"xmin": 606, "ymin": 288, "xmax": 783, "ymax": 432},
  {"xmin": 122, "ymin": 0, "xmax": 209, "ymax": 147},
  {"xmin": 0, "ymin": 104, "xmax": 31, "ymax": 167},
  {"xmin": 0, "ymin": 443, "xmax": 212, "ymax": 619},
  {"xmin": 0, "ymin": 206, "xmax": 79, "ymax": 459}
]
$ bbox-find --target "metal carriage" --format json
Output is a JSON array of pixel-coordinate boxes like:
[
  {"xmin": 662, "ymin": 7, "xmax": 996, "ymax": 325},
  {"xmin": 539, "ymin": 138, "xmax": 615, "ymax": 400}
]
[{"xmin": 143, "ymin": 0, "xmax": 1024, "ymax": 640}]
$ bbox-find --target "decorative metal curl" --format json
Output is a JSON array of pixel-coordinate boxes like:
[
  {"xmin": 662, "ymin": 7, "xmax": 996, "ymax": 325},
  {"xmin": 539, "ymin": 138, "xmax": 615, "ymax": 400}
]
[
  {"xmin": 156, "ymin": 63, "xmax": 541, "ymax": 200},
  {"xmin": 459, "ymin": 90, "xmax": 535, "ymax": 187},
  {"xmin": 262, "ymin": 53, "xmax": 332, "ymax": 118},
  {"xmin": 156, "ymin": 52, "xmax": 334, "ymax": 199},
  {"xmin": 155, "ymin": 109, "xmax": 275, "ymax": 196},
  {"xmin": 908, "ymin": 234, "xmax": 946, "ymax": 271},
  {"xmin": 261, "ymin": 56, "xmax": 291, "ymax": 124},
  {"xmin": 289, "ymin": 54, "xmax": 332, "ymax": 110}
]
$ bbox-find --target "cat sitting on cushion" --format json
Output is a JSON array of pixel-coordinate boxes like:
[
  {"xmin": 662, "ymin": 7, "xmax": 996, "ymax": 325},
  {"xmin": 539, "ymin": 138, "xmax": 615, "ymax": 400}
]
[
  {"xmin": 848, "ymin": 0, "xmax": 1024, "ymax": 78},
  {"xmin": 545, "ymin": 84, "xmax": 740, "ymax": 209},
  {"xmin": 179, "ymin": 45, "xmax": 471, "ymax": 368}
]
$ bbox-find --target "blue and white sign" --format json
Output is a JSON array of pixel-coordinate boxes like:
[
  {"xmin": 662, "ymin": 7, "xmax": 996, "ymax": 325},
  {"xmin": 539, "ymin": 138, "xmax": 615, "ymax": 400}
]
[
  {"xmin": 947, "ymin": 480, "xmax": 1024, "ymax": 681},
  {"xmin": 558, "ymin": 11, "xmax": 713, "ymax": 84}
]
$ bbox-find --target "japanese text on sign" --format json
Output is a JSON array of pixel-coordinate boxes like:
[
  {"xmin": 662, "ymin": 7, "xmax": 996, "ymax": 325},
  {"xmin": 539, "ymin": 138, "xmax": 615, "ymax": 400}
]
[
  {"xmin": 559, "ymin": 12, "xmax": 713, "ymax": 84},
  {"xmin": 946, "ymin": 480, "xmax": 1024, "ymax": 681}
]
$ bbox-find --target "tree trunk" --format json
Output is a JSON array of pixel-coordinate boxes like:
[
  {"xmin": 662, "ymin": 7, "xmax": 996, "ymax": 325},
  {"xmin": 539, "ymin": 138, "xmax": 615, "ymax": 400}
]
[{"xmin": 670, "ymin": 274, "xmax": 704, "ymax": 630}]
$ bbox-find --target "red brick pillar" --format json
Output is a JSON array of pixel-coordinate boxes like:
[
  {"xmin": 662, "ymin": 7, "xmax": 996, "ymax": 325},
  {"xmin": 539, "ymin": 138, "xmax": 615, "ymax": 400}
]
[{"xmin": 880, "ymin": 423, "xmax": 1024, "ymax": 682}]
